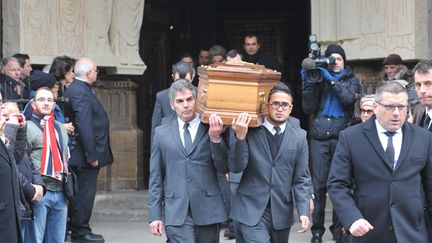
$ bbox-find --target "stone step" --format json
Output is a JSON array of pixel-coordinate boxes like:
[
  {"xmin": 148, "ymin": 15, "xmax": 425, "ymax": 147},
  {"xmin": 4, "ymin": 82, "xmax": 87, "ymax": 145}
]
[
  {"xmin": 91, "ymin": 208, "xmax": 148, "ymax": 222},
  {"xmin": 91, "ymin": 190, "xmax": 149, "ymax": 222}
]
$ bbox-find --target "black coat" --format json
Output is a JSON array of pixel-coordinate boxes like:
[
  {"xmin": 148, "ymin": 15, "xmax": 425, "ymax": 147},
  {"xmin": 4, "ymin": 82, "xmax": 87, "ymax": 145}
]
[
  {"xmin": 4, "ymin": 124, "xmax": 44, "ymax": 219},
  {"xmin": 64, "ymin": 79, "xmax": 113, "ymax": 167},
  {"xmin": 302, "ymin": 66, "xmax": 360, "ymax": 139},
  {"xmin": 328, "ymin": 119, "xmax": 432, "ymax": 243},
  {"xmin": 242, "ymin": 50, "xmax": 282, "ymax": 72},
  {"xmin": 0, "ymin": 74, "xmax": 20, "ymax": 100},
  {"xmin": 0, "ymin": 138, "xmax": 23, "ymax": 243}
]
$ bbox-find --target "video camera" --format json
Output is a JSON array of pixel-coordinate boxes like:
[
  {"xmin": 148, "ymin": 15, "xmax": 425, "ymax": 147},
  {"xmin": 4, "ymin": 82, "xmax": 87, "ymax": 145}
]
[{"xmin": 303, "ymin": 34, "xmax": 336, "ymax": 83}]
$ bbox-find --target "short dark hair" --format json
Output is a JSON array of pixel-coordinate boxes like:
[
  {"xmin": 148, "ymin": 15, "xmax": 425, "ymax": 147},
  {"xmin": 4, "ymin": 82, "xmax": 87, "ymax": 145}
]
[
  {"xmin": 12, "ymin": 53, "xmax": 30, "ymax": 68},
  {"xmin": 226, "ymin": 49, "xmax": 242, "ymax": 59},
  {"xmin": 244, "ymin": 34, "xmax": 260, "ymax": 44},
  {"xmin": 169, "ymin": 79, "xmax": 196, "ymax": 103},
  {"xmin": 413, "ymin": 59, "xmax": 432, "ymax": 75},
  {"xmin": 375, "ymin": 82, "xmax": 407, "ymax": 102},
  {"xmin": 267, "ymin": 82, "xmax": 292, "ymax": 102},
  {"xmin": 172, "ymin": 61, "xmax": 195, "ymax": 80},
  {"xmin": 49, "ymin": 56, "xmax": 76, "ymax": 81}
]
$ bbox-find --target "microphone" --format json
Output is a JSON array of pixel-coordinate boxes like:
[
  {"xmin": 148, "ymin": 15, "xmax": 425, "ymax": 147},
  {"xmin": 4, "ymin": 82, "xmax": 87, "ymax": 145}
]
[{"xmin": 301, "ymin": 58, "xmax": 316, "ymax": 70}]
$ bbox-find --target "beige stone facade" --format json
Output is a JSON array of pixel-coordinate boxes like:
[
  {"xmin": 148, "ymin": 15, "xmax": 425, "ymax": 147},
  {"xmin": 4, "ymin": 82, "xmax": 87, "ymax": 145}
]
[
  {"xmin": 2, "ymin": 0, "xmax": 146, "ymax": 191},
  {"xmin": 311, "ymin": 0, "xmax": 429, "ymax": 61},
  {"xmin": 2, "ymin": 0, "xmax": 146, "ymax": 75}
]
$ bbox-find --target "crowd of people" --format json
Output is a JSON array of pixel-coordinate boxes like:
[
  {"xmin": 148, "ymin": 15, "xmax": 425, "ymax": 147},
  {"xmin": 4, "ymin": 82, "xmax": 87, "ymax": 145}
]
[
  {"xmin": 149, "ymin": 33, "xmax": 432, "ymax": 243},
  {"xmin": 1, "ymin": 32, "xmax": 432, "ymax": 243},
  {"xmin": 0, "ymin": 55, "xmax": 112, "ymax": 243}
]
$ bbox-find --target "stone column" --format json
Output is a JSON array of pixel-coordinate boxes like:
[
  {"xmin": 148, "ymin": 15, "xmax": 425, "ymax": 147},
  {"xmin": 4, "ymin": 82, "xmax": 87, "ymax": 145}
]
[{"xmin": 93, "ymin": 80, "xmax": 144, "ymax": 191}]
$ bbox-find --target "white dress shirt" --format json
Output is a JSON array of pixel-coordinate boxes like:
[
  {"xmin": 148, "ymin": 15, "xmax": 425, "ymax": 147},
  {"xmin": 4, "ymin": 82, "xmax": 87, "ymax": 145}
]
[
  {"xmin": 177, "ymin": 114, "xmax": 200, "ymax": 147},
  {"xmin": 375, "ymin": 119, "xmax": 402, "ymax": 168},
  {"xmin": 263, "ymin": 118, "xmax": 286, "ymax": 135}
]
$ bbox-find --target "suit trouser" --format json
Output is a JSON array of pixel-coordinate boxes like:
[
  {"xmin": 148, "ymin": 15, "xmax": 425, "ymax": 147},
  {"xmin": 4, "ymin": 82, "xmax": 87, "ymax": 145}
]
[
  {"xmin": 165, "ymin": 210, "xmax": 220, "ymax": 243},
  {"xmin": 310, "ymin": 138, "xmax": 340, "ymax": 237},
  {"xmin": 69, "ymin": 166, "xmax": 100, "ymax": 237},
  {"xmin": 238, "ymin": 205, "xmax": 290, "ymax": 243},
  {"xmin": 229, "ymin": 172, "xmax": 244, "ymax": 243}
]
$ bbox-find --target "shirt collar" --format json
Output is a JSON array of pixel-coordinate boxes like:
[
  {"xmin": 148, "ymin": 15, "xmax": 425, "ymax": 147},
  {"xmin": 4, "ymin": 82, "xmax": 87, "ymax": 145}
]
[
  {"xmin": 263, "ymin": 118, "xmax": 286, "ymax": 134},
  {"xmin": 177, "ymin": 113, "xmax": 200, "ymax": 129},
  {"xmin": 375, "ymin": 119, "xmax": 402, "ymax": 135},
  {"xmin": 425, "ymin": 107, "xmax": 432, "ymax": 119}
]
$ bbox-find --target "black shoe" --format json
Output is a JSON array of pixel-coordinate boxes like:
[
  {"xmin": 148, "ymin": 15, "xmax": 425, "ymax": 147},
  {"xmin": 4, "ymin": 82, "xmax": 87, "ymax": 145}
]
[
  {"xmin": 224, "ymin": 228, "xmax": 235, "ymax": 239},
  {"xmin": 71, "ymin": 233, "xmax": 105, "ymax": 243},
  {"xmin": 311, "ymin": 233, "xmax": 322, "ymax": 243}
]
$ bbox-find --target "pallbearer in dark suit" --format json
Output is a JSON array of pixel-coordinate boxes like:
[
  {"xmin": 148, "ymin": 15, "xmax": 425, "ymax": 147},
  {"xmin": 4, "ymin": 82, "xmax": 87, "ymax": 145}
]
[
  {"xmin": 229, "ymin": 83, "xmax": 311, "ymax": 243},
  {"xmin": 64, "ymin": 57, "xmax": 113, "ymax": 243},
  {"xmin": 148, "ymin": 79, "xmax": 228, "ymax": 243},
  {"xmin": 413, "ymin": 59, "xmax": 432, "ymax": 243},
  {"xmin": 328, "ymin": 82, "xmax": 432, "ymax": 243}
]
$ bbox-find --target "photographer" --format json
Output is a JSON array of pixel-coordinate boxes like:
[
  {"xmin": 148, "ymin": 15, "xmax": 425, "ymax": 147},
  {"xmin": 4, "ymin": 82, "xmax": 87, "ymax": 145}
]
[{"xmin": 301, "ymin": 44, "xmax": 360, "ymax": 243}]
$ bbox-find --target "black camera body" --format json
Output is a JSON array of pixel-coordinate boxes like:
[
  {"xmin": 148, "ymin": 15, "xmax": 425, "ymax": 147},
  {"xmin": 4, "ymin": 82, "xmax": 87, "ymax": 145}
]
[{"xmin": 304, "ymin": 34, "xmax": 336, "ymax": 83}]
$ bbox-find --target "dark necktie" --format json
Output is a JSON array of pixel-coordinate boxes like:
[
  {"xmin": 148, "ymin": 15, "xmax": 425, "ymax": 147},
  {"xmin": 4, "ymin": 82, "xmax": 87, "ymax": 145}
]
[
  {"xmin": 424, "ymin": 114, "xmax": 431, "ymax": 129},
  {"xmin": 274, "ymin": 126, "xmax": 281, "ymax": 136},
  {"xmin": 183, "ymin": 123, "xmax": 192, "ymax": 153},
  {"xmin": 384, "ymin": 131, "xmax": 395, "ymax": 169}
]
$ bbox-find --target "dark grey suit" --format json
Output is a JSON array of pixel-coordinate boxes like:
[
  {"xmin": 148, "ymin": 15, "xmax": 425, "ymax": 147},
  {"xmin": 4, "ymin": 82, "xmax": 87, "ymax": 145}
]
[
  {"xmin": 229, "ymin": 121, "xmax": 311, "ymax": 242},
  {"xmin": 328, "ymin": 118, "xmax": 432, "ymax": 243},
  {"xmin": 151, "ymin": 89, "xmax": 175, "ymax": 139},
  {"xmin": 148, "ymin": 118, "xmax": 229, "ymax": 242}
]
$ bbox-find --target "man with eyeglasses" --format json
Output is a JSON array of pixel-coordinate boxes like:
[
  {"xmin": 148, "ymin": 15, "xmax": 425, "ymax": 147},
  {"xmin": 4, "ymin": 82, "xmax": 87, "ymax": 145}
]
[
  {"xmin": 229, "ymin": 82, "xmax": 311, "ymax": 243},
  {"xmin": 301, "ymin": 44, "xmax": 360, "ymax": 243},
  {"xmin": 64, "ymin": 57, "xmax": 112, "ymax": 243},
  {"xmin": 412, "ymin": 59, "xmax": 432, "ymax": 243},
  {"xmin": 328, "ymin": 82, "xmax": 432, "ymax": 243}
]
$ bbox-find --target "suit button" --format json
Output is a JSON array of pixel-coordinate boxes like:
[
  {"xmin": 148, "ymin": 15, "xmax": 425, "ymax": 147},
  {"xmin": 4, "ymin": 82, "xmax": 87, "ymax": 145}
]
[
  {"xmin": 327, "ymin": 118, "xmax": 331, "ymax": 121},
  {"xmin": 388, "ymin": 225, "xmax": 393, "ymax": 231},
  {"xmin": 326, "ymin": 131, "xmax": 330, "ymax": 135}
]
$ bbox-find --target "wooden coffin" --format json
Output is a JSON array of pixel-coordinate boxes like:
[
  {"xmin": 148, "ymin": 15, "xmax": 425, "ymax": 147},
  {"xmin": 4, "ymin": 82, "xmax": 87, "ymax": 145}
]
[{"xmin": 196, "ymin": 63, "xmax": 280, "ymax": 127}]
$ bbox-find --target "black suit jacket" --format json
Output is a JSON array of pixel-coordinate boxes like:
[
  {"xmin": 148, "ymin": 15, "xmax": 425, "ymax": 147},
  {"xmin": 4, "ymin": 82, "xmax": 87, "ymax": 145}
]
[
  {"xmin": 328, "ymin": 118, "xmax": 432, "ymax": 243},
  {"xmin": 64, "ymin": 79, "xmax": 113, "ymax": 167},
  {"xmin": 0, "ymin": 139, "xmax": 22, "ymax": 243}
]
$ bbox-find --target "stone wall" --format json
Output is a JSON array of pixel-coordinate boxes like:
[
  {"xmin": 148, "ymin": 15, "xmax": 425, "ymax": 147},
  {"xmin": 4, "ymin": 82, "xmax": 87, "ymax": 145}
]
[
  {"xmin": 311, "ymin": 0, "xmax": 430, "ymax": 61},
  {"xmin": 93, "ymin": 80, "xmax": 144, "ymax": 191},
  {"xmin": 2, "ymin": 0, "xmax": 146, "ymax": 75}
]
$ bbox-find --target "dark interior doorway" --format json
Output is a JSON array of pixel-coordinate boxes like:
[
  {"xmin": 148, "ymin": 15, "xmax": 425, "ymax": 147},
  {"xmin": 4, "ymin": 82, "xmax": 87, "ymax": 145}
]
[{"xmin": 138, "ymin": 0, "xmax": 310, "ymax": 188}]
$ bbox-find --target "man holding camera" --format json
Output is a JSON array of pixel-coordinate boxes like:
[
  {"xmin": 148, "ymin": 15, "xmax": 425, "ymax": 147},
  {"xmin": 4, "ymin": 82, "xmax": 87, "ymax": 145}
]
[{"xmin": 301, "ymin": 44, "xmax": 360, "ymax": 243}]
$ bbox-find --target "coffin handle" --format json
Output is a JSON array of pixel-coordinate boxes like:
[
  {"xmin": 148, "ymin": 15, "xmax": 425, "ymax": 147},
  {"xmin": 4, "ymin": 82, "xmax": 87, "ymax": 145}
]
[
  {"xmin": 201, "ymin": 87, "xmax": 208, "ymax": 105},
  {"xmin": 258, "ymin": 91, "xmax": 266, "ymax": 104}
]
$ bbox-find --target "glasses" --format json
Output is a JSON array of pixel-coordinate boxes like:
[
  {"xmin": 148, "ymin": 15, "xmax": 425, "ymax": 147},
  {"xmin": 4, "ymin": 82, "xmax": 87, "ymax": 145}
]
[
  {"xmin": 270, "ymin": 102, "xmax": 292, "ymax": 110},
  {"xmin": 360, "ymin": 109, "xmax": 374, "ymax": 114},
  {"xmin": 375, "ymin": 101, "xmax": 407, "ymax": 111},
  {"xmin": 35, "ymin": 97, "xmax": 55, "ymax": 103}
]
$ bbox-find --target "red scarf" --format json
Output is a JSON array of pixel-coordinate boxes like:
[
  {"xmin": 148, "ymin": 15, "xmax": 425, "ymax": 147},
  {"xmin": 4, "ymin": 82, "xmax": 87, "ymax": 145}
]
[{"xmin": 38, "ymin": 113, "xmax": 65, "ymax": 181}]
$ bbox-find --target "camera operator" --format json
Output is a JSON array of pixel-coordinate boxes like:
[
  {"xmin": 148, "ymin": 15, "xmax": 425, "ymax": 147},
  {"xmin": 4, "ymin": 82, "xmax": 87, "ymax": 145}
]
[{"xmin": 301, "ymin": 44, "xmax": 360, "ymax": 243}]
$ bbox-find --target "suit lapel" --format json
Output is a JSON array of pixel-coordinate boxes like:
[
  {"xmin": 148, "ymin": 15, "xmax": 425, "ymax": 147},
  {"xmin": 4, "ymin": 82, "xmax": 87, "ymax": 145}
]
[
  {"xmin": 274, "ymin": 123, "xmax": 292, "ymax": 161},
  {"xmin": 256, "ymin": 127, "xmax": 273, "ymax": 163},
  {"xmin": 363, "ymin": 119, "xmax": 394, "ymax": 170},
  {"xmin": 168, "ymin": 119, "xmax": 187, "ymax": 154},
  {"xmin": 189, "ymin": 123, "xmax": 206, "ymax": 155},
  {"xmin": 394, "ymin": 123, "xmax": 414, "ymax": 172}
]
